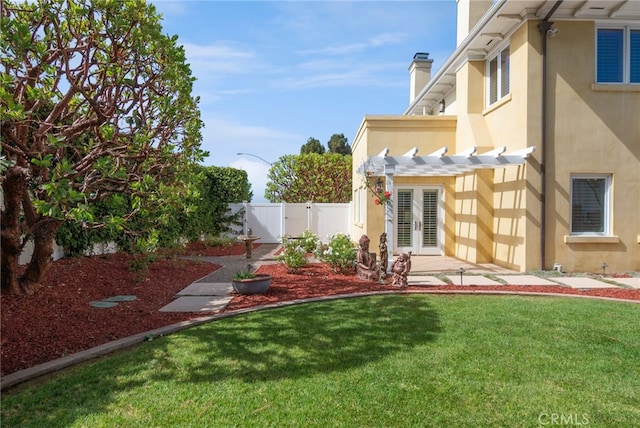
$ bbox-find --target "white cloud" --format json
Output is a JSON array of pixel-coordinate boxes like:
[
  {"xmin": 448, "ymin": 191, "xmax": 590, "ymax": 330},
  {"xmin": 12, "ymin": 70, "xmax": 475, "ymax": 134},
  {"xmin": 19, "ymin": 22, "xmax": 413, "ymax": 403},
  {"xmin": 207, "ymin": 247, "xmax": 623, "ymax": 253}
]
[
  {"xmin": 182, "ymin": 42, "xmax": 258, "ymax": 76},
  {"xmin": 296, "ymin": 32, "xmax": 407, "ymax": 56},
  {"xmin": 273, "ymin": 61, "xmax": 405, "ymax": 90},
  {"xmin": 198, "ymin": 117, "xmax": 301, "ymax": 167},
  {"xmin": 202, "ymin": 117, "xmax": 301, "ymax": 146},
  {"xmin": 229, "ymin": 159, "xmax": 271, "ymax": 203}
]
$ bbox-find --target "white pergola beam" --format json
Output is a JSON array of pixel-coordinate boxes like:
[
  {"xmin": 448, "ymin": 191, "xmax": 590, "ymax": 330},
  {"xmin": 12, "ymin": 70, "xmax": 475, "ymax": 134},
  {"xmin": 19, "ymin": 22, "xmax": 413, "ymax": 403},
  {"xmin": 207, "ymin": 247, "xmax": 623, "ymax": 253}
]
[
  {"xmin": 427, "ymin": 147, "xmax": 448, "ymax": 157},
  {"xmin": 356, "ymin": 146, "xmax": 536, "ymax": 177},
  {"xmin": 454, "ymin": 146, "xmax": 477, "ymax": 157},
  {"xmin": 403, "ymin": 147, "xmax": 419, "ymax": 157},
  {"xmin": 507, "ymin": 146, "xmax": 536, "ymax": 158},
  {"xmin": 377, "ymin": 147, "xmax": 389, "ymax": 158},
  {"xmin": 481, "ymin": 146, "xmax": 507, "ymax": 157}
]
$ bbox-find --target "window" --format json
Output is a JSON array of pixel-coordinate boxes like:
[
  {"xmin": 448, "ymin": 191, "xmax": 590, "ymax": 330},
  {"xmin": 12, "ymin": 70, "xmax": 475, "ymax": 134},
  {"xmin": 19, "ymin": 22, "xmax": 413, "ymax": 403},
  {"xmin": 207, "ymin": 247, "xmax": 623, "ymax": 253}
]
[
  {"xmin": 596, "ymin": 26, "xmax": 640, "ymax": 84},
  {"xmin": 487, "ymin": 45, "xmax": 510, "ymax": 105},
  {"xmin": 570, "ymin": 175, "xmax": 612, "ymax": 235}
]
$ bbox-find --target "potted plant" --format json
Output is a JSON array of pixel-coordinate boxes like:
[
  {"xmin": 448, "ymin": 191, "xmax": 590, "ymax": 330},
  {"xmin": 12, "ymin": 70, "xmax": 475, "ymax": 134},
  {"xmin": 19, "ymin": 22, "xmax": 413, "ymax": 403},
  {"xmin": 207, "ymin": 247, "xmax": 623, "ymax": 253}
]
[{"xmin": 232, "ymin": 269, "xmax": 272, "ymax": 295}]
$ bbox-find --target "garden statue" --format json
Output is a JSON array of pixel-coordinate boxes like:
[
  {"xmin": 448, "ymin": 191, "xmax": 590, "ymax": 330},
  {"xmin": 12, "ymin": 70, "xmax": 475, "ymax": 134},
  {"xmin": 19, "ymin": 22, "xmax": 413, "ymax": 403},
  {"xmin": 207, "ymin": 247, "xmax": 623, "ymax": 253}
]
[
  {"xmin": 378, "ymin": 232, "xmax": 388, "ymax": 280},
  {"xmin": 356, "ymin": 234, "xmax": 379, "ymax": 282},
  {"xmin": 391, "ymin": 252, "xmax": 412, "ymax": 287}
]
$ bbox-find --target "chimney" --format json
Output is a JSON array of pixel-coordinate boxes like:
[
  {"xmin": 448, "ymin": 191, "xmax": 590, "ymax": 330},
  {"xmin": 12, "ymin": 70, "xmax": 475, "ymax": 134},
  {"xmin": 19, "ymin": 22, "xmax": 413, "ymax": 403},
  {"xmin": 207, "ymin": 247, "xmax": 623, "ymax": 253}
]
[
  {"xmin": 457, "ymin": 0, "xmax": 493, "ymax": 46},
  {"xmin": 409, "ymin": 52, "xmax": 433, "ymax": 104}
]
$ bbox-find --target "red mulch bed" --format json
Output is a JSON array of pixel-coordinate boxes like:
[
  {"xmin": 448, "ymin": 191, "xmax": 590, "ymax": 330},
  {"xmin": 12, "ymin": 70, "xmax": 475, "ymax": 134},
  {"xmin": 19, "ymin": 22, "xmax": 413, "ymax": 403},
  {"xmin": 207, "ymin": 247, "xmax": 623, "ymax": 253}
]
[
  {"xmin": 2, "ymin": 244, "xmax": 639, "ymax": 377},
  {"xmin": 227, "ymin": 263, "xmax": 640, "ymax": 311}
]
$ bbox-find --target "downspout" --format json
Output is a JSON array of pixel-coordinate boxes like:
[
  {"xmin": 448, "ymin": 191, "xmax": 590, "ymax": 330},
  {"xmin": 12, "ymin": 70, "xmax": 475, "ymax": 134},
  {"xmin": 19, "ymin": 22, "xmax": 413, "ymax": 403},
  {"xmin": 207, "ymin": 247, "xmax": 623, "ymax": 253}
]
[{"xmin": 537, "ymin": 0, "xmax": 563, "ymax": 271}]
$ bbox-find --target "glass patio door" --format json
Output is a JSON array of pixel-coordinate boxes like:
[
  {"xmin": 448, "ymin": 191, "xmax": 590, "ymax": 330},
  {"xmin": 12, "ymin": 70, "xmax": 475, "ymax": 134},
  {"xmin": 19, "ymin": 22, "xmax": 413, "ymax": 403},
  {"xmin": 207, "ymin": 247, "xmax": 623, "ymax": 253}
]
[{"xmin": 395, "ymin": 186, "xmax": 442, "ymax": 256}]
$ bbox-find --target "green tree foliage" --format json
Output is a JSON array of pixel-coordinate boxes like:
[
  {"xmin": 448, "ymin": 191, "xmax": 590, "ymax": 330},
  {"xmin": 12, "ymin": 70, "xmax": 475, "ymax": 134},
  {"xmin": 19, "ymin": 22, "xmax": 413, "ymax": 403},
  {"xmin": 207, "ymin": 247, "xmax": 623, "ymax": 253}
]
[
  {"xmin": 185, "ymin": 165, "xmax": 252, "ymax": 240},
  {"xmin": 300, "ymin": 137, "xmax": 325, "ymax": 154},
  {"xmin": 327, "ymin": 133, "xmax": 351, "ymax": 155},
  {"xmin": 0, "ymin": 0, "xmax": 205, "ymax": 294},
  {"xmin": 265, "ymin": 153, "xmax": 352, "ymax": 203},
  {"xmin": 55, "ymin": 165, "xmax": 252, "ymax": 256}
]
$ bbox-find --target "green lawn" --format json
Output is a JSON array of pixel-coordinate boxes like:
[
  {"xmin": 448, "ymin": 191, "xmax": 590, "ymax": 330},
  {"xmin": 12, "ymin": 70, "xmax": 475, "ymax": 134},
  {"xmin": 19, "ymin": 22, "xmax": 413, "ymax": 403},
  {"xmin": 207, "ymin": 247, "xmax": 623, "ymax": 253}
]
[{"xmin": 2, "ymin": 295, "xmax": 639, "ymax": 427}]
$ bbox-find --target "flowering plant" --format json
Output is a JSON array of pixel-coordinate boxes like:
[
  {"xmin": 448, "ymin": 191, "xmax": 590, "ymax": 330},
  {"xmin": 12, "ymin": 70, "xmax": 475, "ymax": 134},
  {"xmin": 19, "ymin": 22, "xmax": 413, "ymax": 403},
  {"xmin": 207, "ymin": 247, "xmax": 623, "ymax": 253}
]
[{"xmin": 374, "ymin": 190, "xmax": 392, "ymax": 206}]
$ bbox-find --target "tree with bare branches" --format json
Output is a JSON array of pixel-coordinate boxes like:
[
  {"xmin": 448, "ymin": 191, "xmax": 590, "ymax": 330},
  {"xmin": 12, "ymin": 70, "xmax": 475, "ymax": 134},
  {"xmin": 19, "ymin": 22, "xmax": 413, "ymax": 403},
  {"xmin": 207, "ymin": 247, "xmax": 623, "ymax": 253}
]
[{"xmin": 0, "ymin": 0, "xmax": 205, "ymax": 294}]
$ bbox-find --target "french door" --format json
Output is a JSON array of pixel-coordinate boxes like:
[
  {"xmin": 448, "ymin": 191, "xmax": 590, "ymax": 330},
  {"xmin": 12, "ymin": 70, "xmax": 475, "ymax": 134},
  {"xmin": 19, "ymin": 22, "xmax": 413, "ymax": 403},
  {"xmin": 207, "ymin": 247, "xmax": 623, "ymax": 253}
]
[{"xmin": 395, "ymin": 186, "xmax": 443, "ymax": 256}]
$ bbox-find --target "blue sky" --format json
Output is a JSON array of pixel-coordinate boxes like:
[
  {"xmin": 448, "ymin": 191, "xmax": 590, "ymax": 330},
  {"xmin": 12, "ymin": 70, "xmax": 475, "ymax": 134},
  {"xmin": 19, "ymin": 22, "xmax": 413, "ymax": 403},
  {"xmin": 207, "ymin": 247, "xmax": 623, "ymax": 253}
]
[{"xmin": 150, "ymin": 1, "xmax": 457, "ymax": 201}]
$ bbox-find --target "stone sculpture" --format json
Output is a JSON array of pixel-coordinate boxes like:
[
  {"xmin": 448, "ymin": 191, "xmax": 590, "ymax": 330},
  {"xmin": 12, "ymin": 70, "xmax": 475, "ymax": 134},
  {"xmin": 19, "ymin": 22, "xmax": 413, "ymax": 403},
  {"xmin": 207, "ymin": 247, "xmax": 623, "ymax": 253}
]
[
  {"xmin": 391, "ymin": 252, "xmax": 412, "ymax": 287},
  {"xmin": 378, "ymin": 232, "xmax": 388, "ymax": 280},
  {"xmin": 356, "ymin": 234, "xmax": 379, "ymax": 282}
]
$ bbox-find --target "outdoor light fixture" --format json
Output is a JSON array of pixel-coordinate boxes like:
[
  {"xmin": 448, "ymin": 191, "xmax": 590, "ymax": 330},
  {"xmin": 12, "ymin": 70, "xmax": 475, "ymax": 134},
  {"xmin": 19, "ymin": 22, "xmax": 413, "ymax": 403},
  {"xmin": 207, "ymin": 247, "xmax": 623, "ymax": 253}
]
[
  {"xmin": 458, "ymin": 267, "xmax": 465, "ymax": 286},
  {"xmin": 374, "ymin": 177, "xmax": 383, "ymax": 193},
  {"xmin": 439, "ymin": 99, "xmax": 446, "ymax": 114},
  {"xmin": 546, "ymin": 26, "xmax": 559, "ymax": 37}
]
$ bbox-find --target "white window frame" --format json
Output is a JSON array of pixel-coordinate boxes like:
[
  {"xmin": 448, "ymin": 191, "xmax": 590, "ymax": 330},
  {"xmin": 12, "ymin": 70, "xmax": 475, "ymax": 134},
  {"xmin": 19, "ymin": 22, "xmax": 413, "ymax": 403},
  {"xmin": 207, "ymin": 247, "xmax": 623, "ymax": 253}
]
[
  {"xmin": 595, "ymin": 24, "xmax": 640, "ymax": 84},
  {"xmin": 570, "ymin": 174, "xmax": 612, "ymax": 236},
  {"xmin": 486, "ymin": 44, "xmax": 510, "ymax": 106}
]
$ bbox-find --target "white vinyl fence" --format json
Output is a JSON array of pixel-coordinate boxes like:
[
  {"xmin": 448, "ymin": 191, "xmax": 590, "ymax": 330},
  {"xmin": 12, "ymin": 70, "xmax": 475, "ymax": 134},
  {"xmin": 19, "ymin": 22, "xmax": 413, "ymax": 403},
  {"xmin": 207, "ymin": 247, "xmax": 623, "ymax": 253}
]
[{"xmin": 229, "ymin": 202, "xmax": 352, "ymax": 244}]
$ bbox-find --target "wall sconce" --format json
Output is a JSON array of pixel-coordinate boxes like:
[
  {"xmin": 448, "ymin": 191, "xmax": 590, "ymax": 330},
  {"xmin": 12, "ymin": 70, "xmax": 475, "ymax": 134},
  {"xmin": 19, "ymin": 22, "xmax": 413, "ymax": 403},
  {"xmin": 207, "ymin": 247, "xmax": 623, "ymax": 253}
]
[
  {"xmin": 547, "ymin": 26, "xmax": 559, "ymax": 37},
  {"xmin": 374, "ymin": 177, "xmax": 383, "ymax": 193},
  {"xmin": 439, "ymin": 99, "xmax": 445, "ymax": 114}
]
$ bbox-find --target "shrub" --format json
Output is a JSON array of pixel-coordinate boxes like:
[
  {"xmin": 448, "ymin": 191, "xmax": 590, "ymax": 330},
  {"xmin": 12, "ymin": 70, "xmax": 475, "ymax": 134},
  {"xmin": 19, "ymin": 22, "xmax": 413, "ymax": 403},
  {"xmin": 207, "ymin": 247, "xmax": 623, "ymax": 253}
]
[
  {"xmin": 321, "ymin": 233, "xmax": 356, "ymax": 274},
  {"xmin": 277, "ymin": 238, "xmax": 308, "ymax": 273},
  {"xmin": 202, "ymin": 234, "xmax": 236, "ymax": 248},
  {"xmin": 298, "ymin": 230, "xmax": 320, "ymax": 253}
]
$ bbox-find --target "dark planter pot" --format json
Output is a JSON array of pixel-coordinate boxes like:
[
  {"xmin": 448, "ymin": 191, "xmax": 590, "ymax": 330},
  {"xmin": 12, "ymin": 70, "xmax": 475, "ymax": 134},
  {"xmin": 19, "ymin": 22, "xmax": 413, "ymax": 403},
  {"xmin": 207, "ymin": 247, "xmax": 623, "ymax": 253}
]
[{"xmin": 232, "ymin": 274, "xmax": 272, "ymax": 295}]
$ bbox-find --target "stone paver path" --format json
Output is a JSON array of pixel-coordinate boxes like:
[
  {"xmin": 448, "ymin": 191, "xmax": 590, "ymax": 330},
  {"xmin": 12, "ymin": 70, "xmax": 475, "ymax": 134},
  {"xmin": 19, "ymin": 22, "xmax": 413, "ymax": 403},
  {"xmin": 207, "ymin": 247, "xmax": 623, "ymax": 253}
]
[
  {"xmin": 408, "ymin": 275, "xmax": 448, "ymax": 286},
  {"xmin": 495, "ymin": 275, "xmax": 560, "ymax": 286},
  {"xmin": 159, "ymin": 296, "xmax": 233, "ymax": 313},
  {"xmin": 177, "ymin": 282, "xmax": 233, "ymax": 296},
  {"xmin": 446, "ymin": 275, "xmax": 503, "ymax": 286},
  {"xmin": 552, "ymin": 277, "xmax": 619, "ymax": 289},
  {"xmin": 609, "ymin": 277, "xmax": 640, "ymax": 289}
]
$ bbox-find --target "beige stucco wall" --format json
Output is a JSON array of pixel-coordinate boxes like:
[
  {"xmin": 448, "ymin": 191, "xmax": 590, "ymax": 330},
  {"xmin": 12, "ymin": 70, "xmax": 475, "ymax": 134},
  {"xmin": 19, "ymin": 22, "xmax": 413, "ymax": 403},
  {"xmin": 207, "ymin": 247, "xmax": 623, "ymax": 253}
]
[
  {"xmin": 543, "ymin": 21, "xmax": 640, "ymax": 272},
  {"xmin": 453, "ymin": 23, "xmax": 536, "ymax": 268},
  {"xmin": 482, "ymin": 22, "xmax": 542, "ymax": 271}
]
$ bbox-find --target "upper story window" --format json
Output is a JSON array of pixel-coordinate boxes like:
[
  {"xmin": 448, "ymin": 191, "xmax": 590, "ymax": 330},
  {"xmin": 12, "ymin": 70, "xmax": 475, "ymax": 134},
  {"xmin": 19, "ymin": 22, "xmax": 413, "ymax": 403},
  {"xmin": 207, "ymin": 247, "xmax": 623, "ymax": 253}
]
[
  {"xmin": 487, "ymin": 45, "xmax": 510, "ymax": 106},
  {"xmin": 596, "ymin": 26, "xmax": 640, "ymax": 84},
  {"xmin": 570, "ymin": 174, "xmax": 612, "ymax": 235}
]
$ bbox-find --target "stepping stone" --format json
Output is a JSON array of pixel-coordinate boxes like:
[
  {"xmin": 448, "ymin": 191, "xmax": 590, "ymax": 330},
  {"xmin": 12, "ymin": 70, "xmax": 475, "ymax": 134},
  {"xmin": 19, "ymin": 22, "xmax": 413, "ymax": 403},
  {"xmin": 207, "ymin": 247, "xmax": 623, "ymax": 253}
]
[
  {"xmin": 177, "ymin": 282, "xmax": 233, "ymax": 296},
  {"xmin": 90, "ymin": 301, "xmax": 119, "ymax": 308},
  {"xmin": 159, "ymin": 296, "xmax": 233, "ymax": 313},
  {"xmin": 408, "ymin": 275, "xmax": 447, "ymax": 286},
  {"xmin": 446, "ymin": 275, "xmax": 503, "ymax": 286},
  {"xmin": 104, "ymin": 295, "xmax": 137, "ymax": 302},
  {"xmin": 496, "ymin": 275, "xmax": 560, "ymax": 286},
  {"xmin": 552, "ymin": 277, "xmax": 620, "ymax": 289},
  {"xmin": 606, "ymin": 277, "xmax": 640, "ymax": 289}
]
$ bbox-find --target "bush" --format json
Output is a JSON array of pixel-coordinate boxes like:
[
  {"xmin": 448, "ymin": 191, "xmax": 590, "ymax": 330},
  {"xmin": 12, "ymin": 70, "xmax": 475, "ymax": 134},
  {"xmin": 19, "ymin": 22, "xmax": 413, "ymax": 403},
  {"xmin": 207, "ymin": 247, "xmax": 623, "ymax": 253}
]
[
  {"xmin": 298, "ymin": 230, "xmax": 320, "ymax": 253},
  {"xmin": 277, "ymin": 238, "xmax": 308, "ymax": 273},
  {"xmin": 202, "ymin": 234, "xmax": 236, "ymax": 248},
  {"xmin": 321, "ymin": 233, "xmax": 356, "ymax": 274}
]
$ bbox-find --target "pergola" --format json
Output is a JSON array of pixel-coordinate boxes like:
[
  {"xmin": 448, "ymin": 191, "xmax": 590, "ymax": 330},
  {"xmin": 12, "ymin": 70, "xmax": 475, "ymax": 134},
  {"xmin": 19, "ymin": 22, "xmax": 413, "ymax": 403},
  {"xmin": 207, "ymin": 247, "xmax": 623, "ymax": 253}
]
[
  {"xmin": 357, "ymin": 145, "xmax": 536, "ymax": 177},
  {"xmin": 356, "ymin": 145, "xmax": 536, "ymax": 260}
]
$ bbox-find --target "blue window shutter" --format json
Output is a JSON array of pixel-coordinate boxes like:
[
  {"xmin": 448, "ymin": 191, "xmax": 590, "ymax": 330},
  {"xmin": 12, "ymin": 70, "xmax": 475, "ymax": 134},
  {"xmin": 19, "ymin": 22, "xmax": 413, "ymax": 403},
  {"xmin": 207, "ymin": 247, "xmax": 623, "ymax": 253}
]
[
  {"xmin": 631, "ymin": 30, "xmax": 640, "ymax": 83},
  {"xmin": 597, "ymin": 29, "xmax": 623, "ymax": 83}
]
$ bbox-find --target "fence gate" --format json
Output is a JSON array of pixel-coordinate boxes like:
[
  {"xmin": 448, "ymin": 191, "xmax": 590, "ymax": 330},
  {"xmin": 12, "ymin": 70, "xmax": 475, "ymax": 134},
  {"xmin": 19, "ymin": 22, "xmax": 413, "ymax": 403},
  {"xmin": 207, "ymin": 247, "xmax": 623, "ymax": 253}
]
[{"xmin": 229, "ymin": 202, "xmax": 352, "ymax": 243}]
